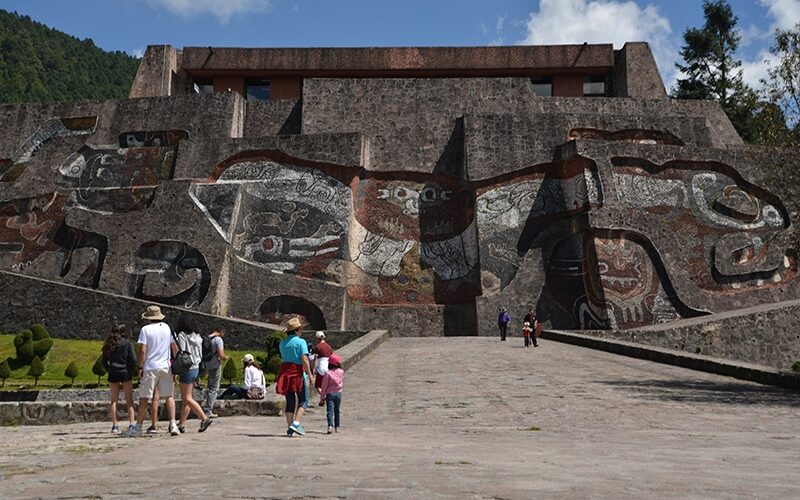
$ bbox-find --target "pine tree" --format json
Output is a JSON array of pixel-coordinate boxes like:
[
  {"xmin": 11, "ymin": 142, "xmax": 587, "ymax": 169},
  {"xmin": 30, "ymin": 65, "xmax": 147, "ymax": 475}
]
[
  {"xmin": 92, "ymin": 355, "xmax": 107, "ymax": 385},
  {"xmin": 64, "ymin": 361, "xmax": 79, "ymax": 386},
  {"xmin": 0, "ymin": 358, "xmax": 10, "ymax": 387},
  {"xmin": 222, "ymin": 358, "xmax": 238, "ymax": 385},
  {"xmin": 672, "ymin": 0, "xmax": 758, "ymax": 141},
  {"xmin": 28, "ymin": 355, "xmax": 44, "ymax": 386}
]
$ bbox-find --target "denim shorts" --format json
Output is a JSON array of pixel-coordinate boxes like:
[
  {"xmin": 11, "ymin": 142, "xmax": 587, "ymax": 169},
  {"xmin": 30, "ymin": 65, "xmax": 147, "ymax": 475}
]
[{"xmin": 179, "ymin": 368, "xmax": 199, "ymax": 384}]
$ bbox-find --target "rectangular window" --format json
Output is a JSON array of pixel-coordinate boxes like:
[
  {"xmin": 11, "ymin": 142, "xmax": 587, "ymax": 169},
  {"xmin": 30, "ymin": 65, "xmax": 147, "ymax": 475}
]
[
  {"xmin": 583, "ymin": 75, "xmax": 606, "ymax": 97},
  {"xmin": 530, "ymin": 76, "xmax": 553, "ymax": 97},
  {"xmin": 193, "ymin": 78, "xmax": 213, "ymax": 95},
  {"xmin": 246, "ymin": 78, "xmax": 271, "ymax": 101}
]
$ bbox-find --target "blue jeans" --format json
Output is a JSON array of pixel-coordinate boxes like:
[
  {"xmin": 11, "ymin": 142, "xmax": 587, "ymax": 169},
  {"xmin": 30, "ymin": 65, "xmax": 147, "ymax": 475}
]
[
  {"xmin": 220, "ymin": 385, "xmax": 248, "ymax": 399},
  {"xmin": 325, "ymin": 392, "xmax": 342, "ymax": 428}
]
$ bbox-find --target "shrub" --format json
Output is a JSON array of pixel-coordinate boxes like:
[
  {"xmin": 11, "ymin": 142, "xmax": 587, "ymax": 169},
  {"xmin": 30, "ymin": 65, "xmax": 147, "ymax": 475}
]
[
  {"xmin": 222, "ymin": 358, "xmax": 238, "ymax": 385},
  {"xmin": 30, "ymin": 324, "xmax": 50, "ymax": 341},
  {"xmin": 792, "ymin": 361, "xmax": 800, "ymax": 373},
  {"xmin": 28, "ymin": 355, "xmax": 45, "ymax": 386},
  {"xmin": 265, "ymin": 372, "xmax": 276, "ymax": 384},
  {"xmin": 265, "ymin": 330, "xmax": 287, "ymax": 362},
  {"xmin": 92, "ymin": 356, "xmax": 107, "ymax": 385},
  {"xmin": 13, "ymin": 330, "xmax": 34, "ymax": 364},
  {"xmin": 33, "ymin": 338, "xmax": 54, "ymax": 359},
  {"xmin": 16, "ymin": 339, "xmax": 35, "ymax": 365},
  {"xmin": 266, "ymin": 355, "xmax": 282, "ymax": 375},
  {"xmin": 64, "ymin": 361, "xmax": 79, "ymax": 386},
  {"xmin": 0, "ymin": 358, "xmax": 10, "ymax": 387}
]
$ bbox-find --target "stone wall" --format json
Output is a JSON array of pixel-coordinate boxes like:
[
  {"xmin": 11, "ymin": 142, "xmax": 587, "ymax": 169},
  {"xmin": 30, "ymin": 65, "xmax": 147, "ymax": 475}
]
[
  {"xmin": 579, "ymin": 299, "xmax": 800, "ymax": 370},
  {"xmin": 0, "ymin": 70, "xmax": 796, "ymax": 339},
  {"xmin": 0, "ymin": 270, "xmax": 364, "ymax": 350}
]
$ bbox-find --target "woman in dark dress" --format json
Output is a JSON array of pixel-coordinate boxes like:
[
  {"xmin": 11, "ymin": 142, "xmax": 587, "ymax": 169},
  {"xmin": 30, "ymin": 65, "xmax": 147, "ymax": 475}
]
[{"xmin": 101, "ymin": 324, "xmax": 137, "ymax": 433}]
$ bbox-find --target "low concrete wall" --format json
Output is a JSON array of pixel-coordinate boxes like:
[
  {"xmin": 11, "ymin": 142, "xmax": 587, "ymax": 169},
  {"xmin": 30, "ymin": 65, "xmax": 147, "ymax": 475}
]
[
  {"xmin": 0, "ymin": 329, "xmax": 390, "ymax": 425},
  {"xmin": 336, "ymin": 329, "xmax": 390, "ymax": 370},
  {"xmin": 542, "ymin": 330, "xmax": 800, "ymax": 391},
  {"xmin": 578, "ymin": 299, "xmax": 800, "ymax": 370}
]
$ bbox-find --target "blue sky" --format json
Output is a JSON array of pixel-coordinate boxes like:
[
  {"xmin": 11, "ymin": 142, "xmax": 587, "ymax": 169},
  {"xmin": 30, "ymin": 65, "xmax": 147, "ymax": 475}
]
[{"xmin": 2, "ymin": 0, "xmax": 799, "ymax": 89}]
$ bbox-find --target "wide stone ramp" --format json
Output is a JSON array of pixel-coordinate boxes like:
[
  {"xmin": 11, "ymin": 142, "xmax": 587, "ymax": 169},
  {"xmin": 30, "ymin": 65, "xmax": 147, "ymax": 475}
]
[{"xmin": 2, "ymin": 338, "xmax": 799, "ymax": 499}]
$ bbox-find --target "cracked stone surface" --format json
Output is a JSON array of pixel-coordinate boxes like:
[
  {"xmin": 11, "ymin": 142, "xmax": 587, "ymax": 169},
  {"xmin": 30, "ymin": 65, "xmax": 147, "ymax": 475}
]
[{"xmin": 1, "ymin": 337, "xmax": 799, "ymax": 499}]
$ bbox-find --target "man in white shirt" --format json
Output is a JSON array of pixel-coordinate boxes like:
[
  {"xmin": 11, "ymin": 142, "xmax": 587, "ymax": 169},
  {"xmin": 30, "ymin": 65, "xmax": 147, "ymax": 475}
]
[{"xmin": 123, "ymin": 305, "xmax": 179, "ymax": 437}]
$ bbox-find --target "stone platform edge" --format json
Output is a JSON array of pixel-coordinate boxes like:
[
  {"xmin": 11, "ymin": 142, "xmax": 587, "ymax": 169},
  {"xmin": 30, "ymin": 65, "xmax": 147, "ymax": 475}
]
[
  {"xmin": 0, "ymin": 329, "xmax": 391, "ymax": 426},
  {"xmin": 542, "ymin": 330, "xmax": 800, "ymax": 391}
]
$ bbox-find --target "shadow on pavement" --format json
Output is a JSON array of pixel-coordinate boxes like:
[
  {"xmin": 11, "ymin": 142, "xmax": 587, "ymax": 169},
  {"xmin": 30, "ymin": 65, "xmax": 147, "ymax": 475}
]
[{"xmin": 596, "ymin": 378, "xmax": 800, "ymax": 406}]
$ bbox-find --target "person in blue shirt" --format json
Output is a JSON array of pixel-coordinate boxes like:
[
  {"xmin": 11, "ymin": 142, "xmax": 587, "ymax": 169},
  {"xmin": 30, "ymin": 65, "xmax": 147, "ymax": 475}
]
[
  {"xmin": 498, "ymin": 307, "xmax": 510, "ymax": 341},
  {"xmin": 277, "ymin": 317, "xmax": 314, "ymax": 436}
]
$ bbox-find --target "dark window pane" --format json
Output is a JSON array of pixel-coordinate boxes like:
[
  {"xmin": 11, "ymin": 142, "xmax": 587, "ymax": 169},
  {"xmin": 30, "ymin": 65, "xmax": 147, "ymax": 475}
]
[
  {"xmin": 246, "ymin": 78, "xmax": 271, "ymax": 101},
  {"xmin": 530, "ymin": 76, "xmax": 552, "ymax": 97},
  {"xmin": 583, "ymin": 75, "xmax": 605, "ymax": 97},
  {"xmin": 193, "ymin": 78, "xmax": 214, "ymax": 94}
]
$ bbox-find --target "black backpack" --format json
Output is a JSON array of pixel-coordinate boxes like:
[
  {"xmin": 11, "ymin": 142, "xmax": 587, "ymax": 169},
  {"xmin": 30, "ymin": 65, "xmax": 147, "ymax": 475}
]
[{"xmin": 201, "ymin": 334, "xmax": 214, "ymax": 364}]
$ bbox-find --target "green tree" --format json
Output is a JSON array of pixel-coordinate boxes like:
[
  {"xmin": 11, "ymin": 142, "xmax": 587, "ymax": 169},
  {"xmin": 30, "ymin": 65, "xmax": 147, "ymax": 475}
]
[
  {"xmin": 64, "ymin": 361, "xmax": 79, "ymax": 386},
  {"xmin": 0, "ymin": 10, "xmax": 139, "ymax": 104},
  {"xmin": 0, "ymin": 358, "xmax": 10, "ymax": 387},
  {"xmin": 222, "ymin": 358, "xmax": 238, "ymax": 385},
  {"xmin": 91, "ymin": 355, "xmax": 106, "ymax": 385},
  {"xmin": 30, "ymin": 323, "xmax": 50, "ymax": 341},
  {"xmin": 27, "ymin": 355, "xmax": 44, "ymax": 386},
  {"xmin": 672, "ymin": 0, "xmax": 758, "ymax": 141},
  {"xmin": 33, "ymin": 337, "xmax": 54, "ymax": 359},
  {"xmin": 265, "ymin": 330, "xmax": 287, "ymax": 363},
  {"xmin": 761, "ymin": 23, "xmax": 800, "ymax": 146},
  {"xmin": 13, "ymin": 330, "xmax": 34, "ymax": 365}
]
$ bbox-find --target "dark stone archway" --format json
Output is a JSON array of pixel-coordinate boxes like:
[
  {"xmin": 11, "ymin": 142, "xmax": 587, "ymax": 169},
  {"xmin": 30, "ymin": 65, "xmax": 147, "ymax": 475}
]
[{"xmin": 258, "ymin": 295, "xmax": 327, "ymax": 330}]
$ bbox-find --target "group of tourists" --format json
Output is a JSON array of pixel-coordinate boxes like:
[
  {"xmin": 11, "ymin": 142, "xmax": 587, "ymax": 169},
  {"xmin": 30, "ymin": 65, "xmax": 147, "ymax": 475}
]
[
  {"xmin": 99, "ymin": 305, "xmax": 344, "ymax": 438},
  {"xmin": 497, "ymin": 307, "xmax": 542, "ymax": 347}
]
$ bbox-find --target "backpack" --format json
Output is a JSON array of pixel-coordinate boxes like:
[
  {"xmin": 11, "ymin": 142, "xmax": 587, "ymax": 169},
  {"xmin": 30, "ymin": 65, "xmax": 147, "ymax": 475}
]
[
  {"xmin": 201, "ymin": 334, "xmax": 214, "ymax": 363},
  {"xmin": 171, "ymin": 330, "xmax": 193, "ymax": 375}
]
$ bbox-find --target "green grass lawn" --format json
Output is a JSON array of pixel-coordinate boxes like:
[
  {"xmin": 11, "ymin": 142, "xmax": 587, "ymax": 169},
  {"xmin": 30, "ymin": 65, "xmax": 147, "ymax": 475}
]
[{"xmin": 0, "ymin": 334, "xmax": 266, "ymax": 390}]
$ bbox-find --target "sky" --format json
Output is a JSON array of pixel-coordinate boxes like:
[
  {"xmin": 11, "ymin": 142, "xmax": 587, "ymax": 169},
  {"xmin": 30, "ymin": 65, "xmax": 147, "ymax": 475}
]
[{"xmin": 1, "ymin": 0, "xmax": 799, "ymax": 91}]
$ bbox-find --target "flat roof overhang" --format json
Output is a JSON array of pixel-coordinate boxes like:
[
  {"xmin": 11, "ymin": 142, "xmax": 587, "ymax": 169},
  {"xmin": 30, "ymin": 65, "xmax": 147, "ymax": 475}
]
[{"xmin": 180, "ymin": 44, "xmax": 615, "ymax": 77}]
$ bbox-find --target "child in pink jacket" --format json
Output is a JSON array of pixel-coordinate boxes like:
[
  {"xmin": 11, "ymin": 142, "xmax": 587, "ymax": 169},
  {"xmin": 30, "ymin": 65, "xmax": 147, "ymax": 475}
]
[{"xmin": 319, "ymin": 353, "xmax": 344, "ymax": 434}]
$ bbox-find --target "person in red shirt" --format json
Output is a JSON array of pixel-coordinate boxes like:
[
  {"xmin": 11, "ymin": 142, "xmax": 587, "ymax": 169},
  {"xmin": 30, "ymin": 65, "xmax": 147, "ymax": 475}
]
[{"xmin": 312, "ymin": 331, "xmax": 334, "ymax": 396}]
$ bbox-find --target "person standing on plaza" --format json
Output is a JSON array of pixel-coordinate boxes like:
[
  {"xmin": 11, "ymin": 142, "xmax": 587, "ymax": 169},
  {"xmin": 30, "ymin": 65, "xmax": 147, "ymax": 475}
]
[
  {"xmin": 123, "ymin": 305, "xmax": 180, "ymax": 437},
  {"xmin": 523, "ymin": 308, "xmax": 534, "ymax": 326},
  {"xmin": 275, "ymin": 317, "xmax": 314, "ymax": 436},
  {"xmin": 175, "ymin": 316, "xmax": 213, "ymax": 433},
  {"xmin": 522, "ymin": 321, "xmax": 533, "ymax": 348},
  {"xmin": 318, "ymin": 353, "xmax": 344, "ymax": 434},
  {"xmin": 312, "ymin": 331, "xmax": 333, "ymax": 397},
  {"xmin": 498, "ymin": 307, "xmax": 510, "ymax": 341},
  {"xmin": 101, "ymin": 324, "xmax": 137, "ymax": 434},
  {"xmin": 533, "ymin": 316, "xmax": 542, "ymax": 348},
  {"xmin": 202, "ymin": 328, "xmax": 228, "ymax": 418}
]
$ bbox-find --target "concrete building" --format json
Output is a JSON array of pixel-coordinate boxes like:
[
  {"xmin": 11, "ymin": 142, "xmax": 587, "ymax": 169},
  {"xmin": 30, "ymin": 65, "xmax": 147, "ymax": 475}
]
[{"xmin": 1, "ymin": 42, "xmax": 798, "ymax": 367}]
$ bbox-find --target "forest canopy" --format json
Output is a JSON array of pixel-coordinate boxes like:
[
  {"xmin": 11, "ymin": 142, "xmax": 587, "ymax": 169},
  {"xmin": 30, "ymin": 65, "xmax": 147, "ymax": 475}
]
[{"xmin": 0, "ymin": 9, "xmax": 139, "ymax": 104}]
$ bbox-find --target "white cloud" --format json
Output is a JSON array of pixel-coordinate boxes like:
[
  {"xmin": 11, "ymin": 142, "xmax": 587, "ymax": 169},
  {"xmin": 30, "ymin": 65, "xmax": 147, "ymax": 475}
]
[
  {"xmin": 739, "ymin": 24, "xmax": 770, "ymax": 48},
  {"xmin": 741, "ymin": 50, "xmax": 779, "ymax": 89},
  {"xmin": 739, "ymin": 0, "xmax": 799, "ymax": 89},
  {"xmin": 760, "ymin": 0, "xmax": 800, "ymax": 30},
  {"xmin": 130, "ymin": 47, "xmax": 145, "ymax": 58},
  {"xmin": 142, "ymin": 0, "xmax": 274, "ymax": 23},
  {"xmin": 519, "ymin": 0, "xmax": 677, "ymax": 86}
]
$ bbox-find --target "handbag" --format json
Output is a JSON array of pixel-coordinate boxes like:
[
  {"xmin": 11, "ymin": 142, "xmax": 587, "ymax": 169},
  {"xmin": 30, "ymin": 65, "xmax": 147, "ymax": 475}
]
[
  {"xmin": 171, "ymin": 331, "xmax": 193, "ymax": 375},
  {"xmin": 246, "ymin": 386, "xmax": 265, "ymax": 399}
]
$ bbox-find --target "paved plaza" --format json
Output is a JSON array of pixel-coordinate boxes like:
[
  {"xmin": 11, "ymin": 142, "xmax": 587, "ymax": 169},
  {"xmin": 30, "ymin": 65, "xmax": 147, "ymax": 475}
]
[{"xmin": 1, "ymin": 337, "xmax": 799, "ymax": 499}]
